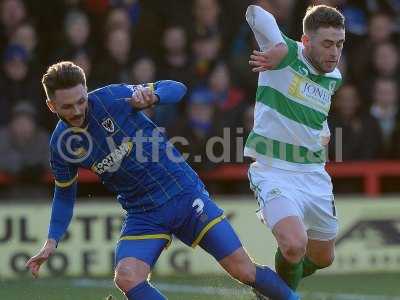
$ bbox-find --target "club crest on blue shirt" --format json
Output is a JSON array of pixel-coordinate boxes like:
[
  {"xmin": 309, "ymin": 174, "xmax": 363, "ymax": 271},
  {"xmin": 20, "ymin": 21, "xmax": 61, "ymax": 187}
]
[{"xmin": 102, "ymin": 118, "xmax": 115, "ymax": 133}]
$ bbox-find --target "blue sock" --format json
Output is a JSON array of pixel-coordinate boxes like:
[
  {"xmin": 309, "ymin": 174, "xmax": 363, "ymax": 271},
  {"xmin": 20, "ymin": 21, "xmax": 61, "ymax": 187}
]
[
  {"xmin": 253, "ymin": 265, "xmax": 300, "ymax": 300},
  {"xmin": 125, "ymin": 281, "xmax": 166, "ymax": 300}
]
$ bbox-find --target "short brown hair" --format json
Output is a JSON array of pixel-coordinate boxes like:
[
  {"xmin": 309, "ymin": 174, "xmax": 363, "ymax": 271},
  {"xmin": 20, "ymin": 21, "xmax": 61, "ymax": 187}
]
[
  {"xmin": 303, "ymin": 5, "xmax": 345, "ymax": 34},
  {"xmin": 42, "ymin": 61, "xmax": 86, "ymax": 100}
]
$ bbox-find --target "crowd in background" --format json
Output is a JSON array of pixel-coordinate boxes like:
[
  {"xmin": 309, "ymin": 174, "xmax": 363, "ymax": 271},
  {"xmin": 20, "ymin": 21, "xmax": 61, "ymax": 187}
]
[{"xmin": 0, "ymin": 0, "xmax": 399, "ymax": 196}]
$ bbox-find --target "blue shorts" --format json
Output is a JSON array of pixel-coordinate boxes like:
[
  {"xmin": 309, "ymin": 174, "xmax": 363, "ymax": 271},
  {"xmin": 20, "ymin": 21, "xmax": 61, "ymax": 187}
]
[{"xmin": 115, "ymin": 189, "xmax": 242, "ymax": 267}]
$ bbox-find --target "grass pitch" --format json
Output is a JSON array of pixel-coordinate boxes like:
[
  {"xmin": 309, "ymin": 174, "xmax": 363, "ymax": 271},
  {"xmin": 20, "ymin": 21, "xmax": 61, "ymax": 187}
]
[{"xmin": 1, "ymin": 273, "xmax": 399, "ymax": 300}]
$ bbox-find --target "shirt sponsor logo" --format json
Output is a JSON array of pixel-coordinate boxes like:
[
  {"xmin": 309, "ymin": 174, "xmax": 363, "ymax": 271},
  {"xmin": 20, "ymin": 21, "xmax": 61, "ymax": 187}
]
[
  {"xmin": 91, "ymin": 141, "xmax": 132, "ymax": 174},
  {"xmin": 288, "ymin": 73, "xmax": 332, "ymax": 112},
  {"xmin": 300, "ymin": 81, "xmax": 331, "ymax": 104}
]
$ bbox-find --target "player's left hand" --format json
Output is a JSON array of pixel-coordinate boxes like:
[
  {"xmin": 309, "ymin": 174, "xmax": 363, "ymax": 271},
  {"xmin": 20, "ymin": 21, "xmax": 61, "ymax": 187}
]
[
  {"xmin": 131, "ymin": 85, "xmax": 158, "ymax": 110},
  {"xmin": 249, "ymin": 42, "xmax": 288, "ymax": 72},
  {"xmin": 25, "ymin": 239, "xmax": 57, "ymax": 278}
]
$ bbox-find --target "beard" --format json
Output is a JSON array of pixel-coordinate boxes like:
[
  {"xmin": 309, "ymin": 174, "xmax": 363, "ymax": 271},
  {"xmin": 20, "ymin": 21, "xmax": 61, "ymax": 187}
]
[
  {"xmin": 58, "ymin": 108, "xmax": 88, "ymax": 128},
  {"xmin": 309, "ymin": 47, "xmax": 339, "ymax": 73},
  {"xmin": 308, "ymin": 51, "xmax": 327, "ymax": 73}
]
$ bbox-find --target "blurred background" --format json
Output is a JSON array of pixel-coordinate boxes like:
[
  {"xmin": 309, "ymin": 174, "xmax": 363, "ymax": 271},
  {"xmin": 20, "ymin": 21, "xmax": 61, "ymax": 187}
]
[{"xmin": 0, "ymin": 0, "xmax": 400, "ymax": 299}]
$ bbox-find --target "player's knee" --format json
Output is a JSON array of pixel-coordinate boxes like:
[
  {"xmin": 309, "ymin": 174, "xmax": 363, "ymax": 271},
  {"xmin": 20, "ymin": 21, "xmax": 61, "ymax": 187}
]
[
  {"xmin": 274, "ymin": 216, "xmax": 308, "ymax": 263},
  {"xmin": 282, "ymin": 238, "xmax": 307, "ymax": 263},
  {"xmin": 114, "ymin": 266, "xmax": 144, "ymax": 292},
  {"xmin": 114, "ymin": 259, "xmax": 149, "ymax": 292},
  {"xmin": 313, "ymin": 253, "xmax": 335, "ymax": 268}
]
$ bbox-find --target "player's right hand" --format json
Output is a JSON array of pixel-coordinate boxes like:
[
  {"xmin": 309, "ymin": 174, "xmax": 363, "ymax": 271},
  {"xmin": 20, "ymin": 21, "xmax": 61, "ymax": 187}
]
[
  {"xmin": 25, "ymin": 239, "xmax": 57, "ymax": 278},
  {"xmin": 249, "ymin": 42, "xmax": 288, "ymax": 72},
  {"xmin": 131, "ymin": 85, "xmax": 158, "ymax": 110}
]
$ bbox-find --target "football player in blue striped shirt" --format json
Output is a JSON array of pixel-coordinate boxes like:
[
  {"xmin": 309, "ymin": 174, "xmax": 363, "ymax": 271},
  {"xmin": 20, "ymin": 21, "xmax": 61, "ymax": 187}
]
[{"xmin": 26, "ymin": 61, "xmax": 299, "ymax": 300}]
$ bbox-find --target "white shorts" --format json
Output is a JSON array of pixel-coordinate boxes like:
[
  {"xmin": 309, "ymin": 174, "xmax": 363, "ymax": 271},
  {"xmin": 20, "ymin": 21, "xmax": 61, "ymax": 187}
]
[{"xmin": 248, "ymin": 161, "xmax": 338, "ymax": 241}]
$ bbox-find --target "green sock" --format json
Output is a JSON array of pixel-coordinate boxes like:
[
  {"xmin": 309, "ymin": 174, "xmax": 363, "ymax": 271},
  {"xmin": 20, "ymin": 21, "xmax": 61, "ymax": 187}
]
[
  {"xmin": 302, "ymin": 256, "xmax": 322, "ymax": 278},
  {"xmin": 274, "ymin": 248, "xmax": 303, "ymax": 290}
]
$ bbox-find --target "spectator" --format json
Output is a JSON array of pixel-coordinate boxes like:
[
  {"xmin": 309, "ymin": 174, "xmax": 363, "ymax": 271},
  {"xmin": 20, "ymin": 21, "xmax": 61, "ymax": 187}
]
[
  {"xmin": 192, "ymin": 0, "xmax": 221, "ymax": 39},
  {"xmin": 10, "ymin": 21, "xmax": 38, "ymax": 58},
  {"xmin": 131, "ymin": 56, "xmax": 180, "ymax": 128},
  {"xmin": 70, "ymin": 49, "xmax": 96, "ymax": 90},
  {"xmin": 372, "ymin": 42, "xmax": 400, "ymax": 78},
  {"xmin": 0, "ymin": 0, "xmax": 27, "ymax": 49},
  {"xmin": 129, "ymin": 56, "xmax": 157, "ymax": 118},
  {"xmin": 131, "ymin": 0, "xmax": 191, "ymax": 58},
  {"xmin": 368, "ymin": 12, "xmax": 397, "ymax": 44},
  {"xmin": 328, "ymin": 84, "xmax": 382, "ymax": 161},
  {"xmin": 105, "ymin": 7, "xmax": 132, "ymax": 33},
  {"xmin": 370, "ymin": 78, "xmax": 400, "ymax": 156},
  {"xmin": 341, "ymin": 0, "xmax": 398, "ymax": 38},
  {"xmin": 350, "ymin": 12, "xmax": 397, "ymax": 82},
  {"xmin": 175, "ymin": 62, "xmax": 247, "ymax": 168},
  {"xmin": 207, "ymin": 62, "xmax": 249, "ymax": 164},
  {"xmin": 352, "ymin": 0, "xmax": 400, "ymax": 16},
  {"xmin": 255, "ymin": 0, "xmax": 294, "ymax": 33},
  {"xmin": 229, "ymin": 17, "xmax": 259, "ymax": 96},
  {"xmin": 93, "ymin": 28, "xmax": 132, "ymax": 84},
  {"xmin": 131, "ymin": 56, "xmax": 156, "ymax": 85},
  {"xmin": 359, "ymin": 42, "xmax": 400, "ymax": 101},
  {"xmin": 208, "ymin": 62, "xmax": 247, "ymax": 128},
  {"xmin": 191, "ymin": 0, "xmax": 238, "ymax": 54},
  {"xmin": 52, "ymin": 10, "xmax": 91, "ymax": 62},
  {"xmin": 0, "ymin": 44, "xmax": 40, "ymax": 125},
  {"xmin": 0, "ymin": 102, "xmax": 50, "ymax": 198},
  {"xmin": 109, "ymin": 0, "xmax": 141, "ymax": 26},
  {"xmin": 169, "ymin": 88, "xmax": 216, "ymax": 171},
  {"xmin": 10, "ymin": 21, "xmax": 40, "ymax": 74},
  {"xmin": 158, "ymin": 26, "xmax": 192, "ymax": 86},
  {"xmin": 192, "ymin": 31, "xmax": 222, "ymax": 83}
]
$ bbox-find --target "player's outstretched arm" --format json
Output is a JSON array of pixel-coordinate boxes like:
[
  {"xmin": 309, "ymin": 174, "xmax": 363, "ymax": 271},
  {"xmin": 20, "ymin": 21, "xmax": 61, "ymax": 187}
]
[
  {"xmin": 131, "ymin": 80, "xmax": 187, "ymax": 110},
  {"xmin": 246, "ymin": 5, "xmax": 289, "ymax": 71},
  {"xmin": 154, "ymin": 80, "xmax": 187, "ymax": 104},
  {"xmin": 246, "ymin": 5, "xmax": 288, "ymax": 72},
  {"xmin": 26, "ymin": 182, "xmax": 77, "ymax": 277},
  {"xmin": 246, "ymin": 5, "xmax": 284, "ymax": 51}
]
